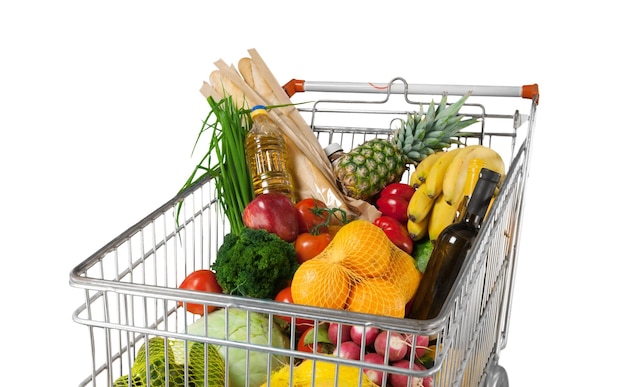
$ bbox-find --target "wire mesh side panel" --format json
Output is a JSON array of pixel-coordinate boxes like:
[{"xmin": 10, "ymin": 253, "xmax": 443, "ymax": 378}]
[
  {"xmin": 71, "ymin": 176, "xmax": 228, "ymax": 386},
  {"xmin": 442, "ymin": 138, "xmax": 528, "ymax": 387}
]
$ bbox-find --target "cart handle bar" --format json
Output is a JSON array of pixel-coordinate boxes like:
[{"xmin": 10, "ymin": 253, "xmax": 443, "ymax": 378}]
[{"xmin": 283, "ymin": 79, "xmax": 539, "ymax": 103}]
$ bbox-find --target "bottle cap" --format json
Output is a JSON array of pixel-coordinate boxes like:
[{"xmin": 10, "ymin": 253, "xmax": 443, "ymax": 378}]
[
  {"xmin": 465, "ymin": 167, "xmax": 501, "ymax": 216},
  {"xmin": 479, "ymin": 168, "xmax": 501, "ymax": 184},
  {"xmin": 250, "ymin": 105, "xmax": 268, "ymax": 118},
  {"xmin": 324, "ymin": 143, "xmax": 343, "ymax": 157}
]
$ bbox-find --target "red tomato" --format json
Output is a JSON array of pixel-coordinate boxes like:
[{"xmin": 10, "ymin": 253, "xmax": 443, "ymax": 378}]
[
  {"xmin": 294, "ymin": 232, "xmax": 332, "ymax": 263},
  {"xmin": 295, "ymin": 198, "xmax": 330, "ymax": 234},
  {"xmin": 297, "ymin": 326, "xmax": 331, "ymax": 354},
  {"xmin": 178, "ymin": 269, "xmax": 223, "ymax": 315},
  {"xmin": 274, "ymin": 287, "xmax": 315, "ymax": 332}
]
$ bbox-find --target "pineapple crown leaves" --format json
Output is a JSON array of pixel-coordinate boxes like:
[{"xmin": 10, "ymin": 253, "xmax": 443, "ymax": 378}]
[{"xmin": 393, "ymin": 92, "xmax": 479, "ymax": 162}]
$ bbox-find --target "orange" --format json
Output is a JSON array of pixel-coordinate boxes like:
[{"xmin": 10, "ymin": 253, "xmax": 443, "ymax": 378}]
[
  {"xmin": 384, "ymin": 247, "xmax": 422, "ymax": 303},
  {"xmin": 291, "ymin": 258, "xmax": 351, "ymax": 310},
  {"xmin": 327, "ymin": 220, "xmax": 391, "ymax": 278},
  {"xmin": 345, "ymin": 277, "xmax": 406, "ymax": 318}
]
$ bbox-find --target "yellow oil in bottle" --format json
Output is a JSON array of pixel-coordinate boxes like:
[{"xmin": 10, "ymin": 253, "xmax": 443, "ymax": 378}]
[
  {"xmin": 245, "ymin": 105, "xmax": 296, "ymax": 202},
  {"xmin": 453, "ymin": 158, "xmax": 487, "ymax": 222}
]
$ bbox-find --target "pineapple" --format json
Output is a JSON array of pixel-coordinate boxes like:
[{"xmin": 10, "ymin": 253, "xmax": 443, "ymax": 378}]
[{"xmin": 334, "ymin": 93, "xmax": 478, "ymax": 201}]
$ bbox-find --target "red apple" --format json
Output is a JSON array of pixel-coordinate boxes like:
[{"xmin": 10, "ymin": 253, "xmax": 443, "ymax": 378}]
[{"xmin": 242, "ymin": 192, "xmax": 299, "ymax": 242}]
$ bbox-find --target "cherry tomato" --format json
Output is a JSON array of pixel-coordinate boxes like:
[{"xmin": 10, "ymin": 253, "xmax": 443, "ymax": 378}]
[
  {"xmin": 295, "ymin": 198, "xmax": 330, "ymax": 234},
  {"xmin": 178, "ymin": 269, "xmax": 223, "ymax": 315},
  {"xmin": 274, "ymin": 287, "xmax": 315, "ymax": 332},
  {"xmin": 294, "ymin": 232, "xmax": 333, "ymax": 263}
]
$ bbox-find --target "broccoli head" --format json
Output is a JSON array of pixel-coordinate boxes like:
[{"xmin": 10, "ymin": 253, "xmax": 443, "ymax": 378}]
[{"xmin": 211, "ymin": 227, "xmax": 298, "ymax": 299}]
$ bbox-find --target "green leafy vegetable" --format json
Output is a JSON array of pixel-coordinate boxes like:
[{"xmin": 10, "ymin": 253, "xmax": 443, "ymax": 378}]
[
  {"xmin": 187, "ymin": 308, "xmax": 290, "ymax": 387},
  {"xmin": 178, "ymin": 95, "xmax": 254, "ymax": 235},
  {"xmin": 413, "ymin": 238, "xmax": 434, "ymax": 273},
  {"xmin": 212, "ymin": 227, "xmax": 298, "ymax": 299}
]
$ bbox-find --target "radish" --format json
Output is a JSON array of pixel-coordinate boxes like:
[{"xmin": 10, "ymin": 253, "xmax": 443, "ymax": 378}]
[
  {"xmin": 332, "ymin": 340, "xmax": 361, "ymax": 360},
  {"xmin": 350, "ymin": 325, "xmax": 379, "ymax": 347},
  {"xmin": 374, "ymin": 330, "xmax": 408, "ymax": 362},
  {"xmin": 327, "ymin": 322, "xmax": 352, "ymax": 345},
  {"xmin": 389, "ymin": 359, "xmax": 432, "ymax": 387},
  {"xmin": 404, "ymin": 334, "xmax": 430, "ymax": 359},
  {"xmin": 363, "ymin": 352, "xmax": 386, "ymax": 386}
]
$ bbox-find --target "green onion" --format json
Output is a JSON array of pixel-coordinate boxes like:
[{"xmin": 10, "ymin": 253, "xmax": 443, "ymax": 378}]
[{"xmin": 178, "ymin": 95, "xmax": 254, "ymax": 235}]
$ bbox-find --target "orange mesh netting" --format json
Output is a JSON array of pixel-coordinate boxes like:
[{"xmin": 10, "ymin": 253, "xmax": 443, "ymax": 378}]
[{"xmin": 291, "ymin": 220, "xmax": 422, "ymax": 318}]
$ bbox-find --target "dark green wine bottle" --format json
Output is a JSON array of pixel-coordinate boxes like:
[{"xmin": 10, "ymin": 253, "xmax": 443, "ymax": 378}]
[{"xmin": 408, "ymin": 167, "xmax": 501, "ymax": 320}]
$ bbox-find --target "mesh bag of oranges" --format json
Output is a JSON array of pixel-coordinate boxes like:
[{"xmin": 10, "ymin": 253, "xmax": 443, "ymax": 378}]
[{"xmin": 291, "ymin": 220, "xmax": 422, "ymax": 318}]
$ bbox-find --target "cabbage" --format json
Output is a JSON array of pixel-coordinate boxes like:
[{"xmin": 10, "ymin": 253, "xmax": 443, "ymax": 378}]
[{"xmin": 187, "ymin": 308, "xmax": 289, "ymax": 387}]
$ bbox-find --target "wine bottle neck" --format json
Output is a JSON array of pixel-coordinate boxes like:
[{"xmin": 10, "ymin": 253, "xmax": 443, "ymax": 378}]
[
  {"xmin": 463, "ymin": 213, "xmax": 484, "ymax": 228},
  {"xmin": 463, "ymin": 168, "xmax": 501, "ymax": 226}
]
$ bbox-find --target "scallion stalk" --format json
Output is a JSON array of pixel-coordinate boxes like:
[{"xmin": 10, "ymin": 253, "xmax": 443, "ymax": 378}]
[{"xmin": 178, "ymin": 95, "xmax": 254, "ymax": 235}]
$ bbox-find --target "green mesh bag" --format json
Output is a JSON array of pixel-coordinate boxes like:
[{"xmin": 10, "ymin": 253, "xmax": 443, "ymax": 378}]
[{"xmin": 113, "ymin": 337, "xmax": 225, "ymax": 387}]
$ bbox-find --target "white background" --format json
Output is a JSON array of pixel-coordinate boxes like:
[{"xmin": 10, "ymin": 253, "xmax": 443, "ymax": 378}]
[{"xmin": 1, "ymin": 1, "xmax": 623, "ymax": 385}]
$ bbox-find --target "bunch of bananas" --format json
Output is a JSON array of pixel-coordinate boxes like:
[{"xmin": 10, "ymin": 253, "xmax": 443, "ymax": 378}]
[{"xmin": 406, "ymin": 145, "xmax": 505, "ymax": 241}]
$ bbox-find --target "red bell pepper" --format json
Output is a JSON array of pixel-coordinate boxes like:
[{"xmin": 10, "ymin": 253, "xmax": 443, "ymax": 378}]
[
  {"xmin": 380, "ymin": 183, "xmax": 415, "ymax": 202},
  {"xmin": 372, "ymin": 215, "xmax": 413, "ymax": 254},
  {"xmin": 376, "ymin": 194, "xmax": 409, "ymax": 224}
]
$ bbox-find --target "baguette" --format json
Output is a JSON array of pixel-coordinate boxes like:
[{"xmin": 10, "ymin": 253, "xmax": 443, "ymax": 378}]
[
  {"xmin": 198, "ymin": 51, "xmax": 381, "ymax": 221},
  {"xmin": 238, "ymin": 57, "xmax": 278, "ymax": 106}
]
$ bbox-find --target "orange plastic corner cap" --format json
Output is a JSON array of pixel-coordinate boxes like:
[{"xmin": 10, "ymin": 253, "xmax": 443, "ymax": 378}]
[{"xmin": 522, "ymin": 84, "xmax": 540, "ymax": 103}]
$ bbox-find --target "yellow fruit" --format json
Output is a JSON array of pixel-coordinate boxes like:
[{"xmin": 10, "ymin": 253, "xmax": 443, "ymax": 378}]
[
  {"xmin": 428, "ymin": 194, "xmax": 461, "ymax": 241},
  {"xmin": 291, "ymin": 220, "xmax": 397, "ymax": 314},
  {"xmin": 291, "ymin": 259, "xmax": 351, "ymax": 310},
  {"xmin": 423, "ymin": 147, "xmax": 464, "ymax": 199},
  {"xmin": 261, "ymin": 358, "xmax": 378, "ymax": 387},
  {"xmin": 332, "ymin": 220, "xmax": 391, "ymax": 278},
  {"xmin": 407, "ymin": 215, "xmax": 430, "ymax": 241},
  {"xmin": 346, "ymin": 277, "xmax": 406, "ymax": 318},
  {"xmin": 409, "ymin": 151, "xmax": 445, "ymax": 188},
  {"xmin": 442, "ymin": 145, "xmax": 506, "ymax": 205},
  {"xmin": 384, "ymin": 249, "xmax": 422, "ymax": 303},
  {"xmin": 407, "ymin": 184, "xmax": 436, "ymax": 224}
]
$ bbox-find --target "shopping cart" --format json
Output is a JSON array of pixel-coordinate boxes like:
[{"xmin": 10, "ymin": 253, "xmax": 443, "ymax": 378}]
[{"xmin": 70, "ymin": 77, "xmax": 539, "ymax": 387}]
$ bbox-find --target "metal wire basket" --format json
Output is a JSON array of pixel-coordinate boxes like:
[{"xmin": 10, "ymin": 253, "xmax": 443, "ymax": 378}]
[{"xmin": 70, "ymin": 78, "xmax": 539, "ymax": 387}]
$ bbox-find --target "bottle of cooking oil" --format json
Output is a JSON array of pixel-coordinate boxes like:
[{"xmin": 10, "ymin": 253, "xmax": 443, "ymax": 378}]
[
  {"xmin": 245, "ymin": 105, "xmax": 296, "ymax": 202},
  {"xmin": 453, "ymin": 158, "xmax": 488, "ymax": 222}
]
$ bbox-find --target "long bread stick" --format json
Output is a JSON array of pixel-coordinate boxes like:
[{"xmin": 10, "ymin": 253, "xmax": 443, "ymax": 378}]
[{"xmin": 198, "ymin": 51, "xmax": 380, "ymax": 221}]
